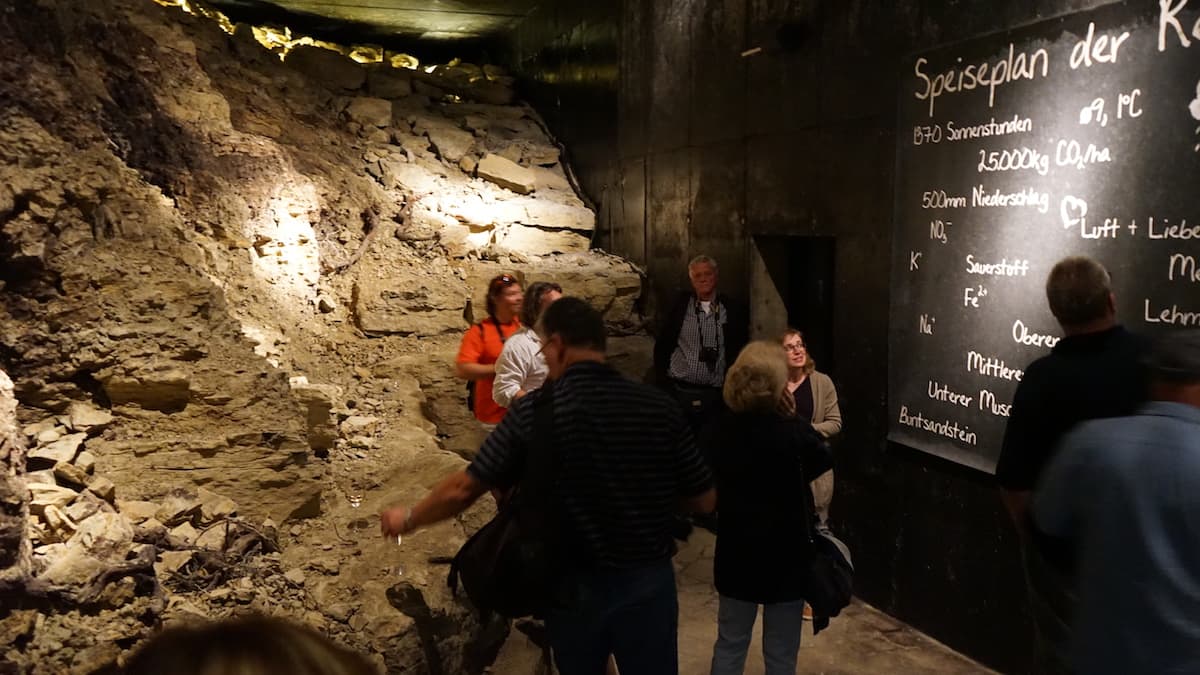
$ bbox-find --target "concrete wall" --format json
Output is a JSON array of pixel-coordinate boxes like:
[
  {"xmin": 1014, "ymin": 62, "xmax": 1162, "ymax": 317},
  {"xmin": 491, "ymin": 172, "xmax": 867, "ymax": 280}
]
[{"xmin": 510, "ymin": 2, "xmax": 1117, "ymax": 672}]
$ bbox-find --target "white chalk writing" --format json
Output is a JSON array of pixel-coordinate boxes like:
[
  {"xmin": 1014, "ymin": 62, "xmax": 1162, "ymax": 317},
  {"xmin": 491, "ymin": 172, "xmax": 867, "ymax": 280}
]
[
  {"xmin": 930, "ymin": 220, "xmax": 949, "ymax": 243},
  {"xmin": 928, "ymin": 381, "xmax": 973, "ymax": 407},
  {"xmin": 966, "ymin": 350, "xmax": 1024, "ymax": 380},
  {"xmin": 922, "ymin": 190, "xmax": 968, "ymax": 209},
  {"xmin": 1070, "ymin": 22, "xmax": 1131, "ymax": 69},
  {"xmin": 1012, "ymin": 319, "xmax": 1060, "ymax": 348},
  {"xmin": 1159, "ymin": 0, "xmax": 1200, "ymax": 52},
  {"xmin": 965, "ymin": 255, "xmax": 1030, "ymax": 277},
  {"xmin": 920, "ymin": 314, "xmax": 936, "ymax": 334},
  {"xmin": 972, "ymin": 185, "xmax": 1050, "ymax": 213},
  {"xmin": 1149, "ymin": 218, "xmax": 1200, "ymax": 239},
  {"xmin": 1055, "ymin": 139, "xmax": 1112, "ymax": 169},
  {"xmin": 947, "ymin": 116, "xmax": 1033, "ymax": 141},
  {"xmin": 898, "ymin": 406, "xmax": 978, "ymax": 445},
  {"xmin": 977, "ymin": 146, "xmax": 1050, "ymax": 175},
  {"xmin": 1144, "ymin": 298, "xmax": 1200, "ymax": 325},
  {"xmin": 964, "ymin": 285, "xmax": 989, "ymax": 307},
  {"xmin": 978, "ymin": 389, "xmax": 1012, "ymax": 417},
  {"xmin": 1169, "ymin": 253, "xmax": 1199, "ymax": 281},
  {"xmin": 1080, "ymin": 90, "xmax": 1143, "ymax": 127},
  {"xmin": 913, "ymin": 44, "xmax": 1050, "ymax": 117}
]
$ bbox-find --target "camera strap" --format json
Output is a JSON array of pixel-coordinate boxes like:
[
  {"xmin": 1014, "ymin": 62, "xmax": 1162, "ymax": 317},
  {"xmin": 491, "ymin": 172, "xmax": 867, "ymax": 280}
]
[{"xmin": 692, "ymin": 297, "xmax": 723, "ymax": 365}]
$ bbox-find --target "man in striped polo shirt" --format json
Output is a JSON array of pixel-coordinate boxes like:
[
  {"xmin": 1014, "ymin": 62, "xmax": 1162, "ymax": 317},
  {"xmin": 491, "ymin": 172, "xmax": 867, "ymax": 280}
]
[{"xmin": 382, "ymin": 297, "xmax": 716, "ymax": 675}]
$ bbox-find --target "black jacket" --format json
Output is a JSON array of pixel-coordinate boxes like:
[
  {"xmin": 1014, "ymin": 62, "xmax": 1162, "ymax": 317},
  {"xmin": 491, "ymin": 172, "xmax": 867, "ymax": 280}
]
[
  {"xmin": 652, "ymin": 291, "xmax": 749, "ymax": 383},
  {"xmin": 702, "ymin": 411, "xmax": 832, "ymax": 604}
]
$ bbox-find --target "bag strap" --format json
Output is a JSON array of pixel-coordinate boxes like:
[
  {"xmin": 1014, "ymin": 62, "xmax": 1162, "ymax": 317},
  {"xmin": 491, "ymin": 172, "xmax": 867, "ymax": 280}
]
[
  {"xmin": 487, "ymin": 317, "xmax": 509, "ymax": 345},
  {"xmin": 523, "ymin": 384, "xmax": 556, "ymax": 504}
]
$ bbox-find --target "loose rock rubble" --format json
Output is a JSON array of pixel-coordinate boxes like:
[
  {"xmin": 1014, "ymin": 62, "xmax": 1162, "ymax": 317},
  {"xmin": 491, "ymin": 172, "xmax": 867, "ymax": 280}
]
[{"xmin": 0, "ymin": 0, "xmax": 652, "ymax": 672}]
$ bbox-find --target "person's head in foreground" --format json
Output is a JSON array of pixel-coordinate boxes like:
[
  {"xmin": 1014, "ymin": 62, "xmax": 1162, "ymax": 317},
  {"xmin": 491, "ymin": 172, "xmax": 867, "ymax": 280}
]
[
  {"xmin": 1147, "ymin": 331, "xmax": 1200, "ymax": 406},
  {"xmin": 723, "ymin": 341, "xmax": 789, "ymax": 413},
  {"xmin": 535, "ymin": 297, "xmax": 606, "ymax": 380},
  {"xmin": 121, "ymin": 615, "xmax": 376, "ymax": 675}
]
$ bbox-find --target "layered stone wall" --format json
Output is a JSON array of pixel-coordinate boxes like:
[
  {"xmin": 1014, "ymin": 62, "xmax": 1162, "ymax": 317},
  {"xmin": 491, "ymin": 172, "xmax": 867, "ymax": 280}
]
[{"xmin": 0, "ymin": 0, "xmax": 649, "ymax": 671}]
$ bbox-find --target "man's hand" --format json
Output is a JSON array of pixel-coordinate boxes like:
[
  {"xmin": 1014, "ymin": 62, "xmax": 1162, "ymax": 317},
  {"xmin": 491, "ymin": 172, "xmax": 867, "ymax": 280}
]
[
  {"xmin": 379, "ymin": 470, "xmax": 489, "ymax": 540},
  {"xmin": 380, "ymin": 505, "xmax": 412, "ymax": 537}
]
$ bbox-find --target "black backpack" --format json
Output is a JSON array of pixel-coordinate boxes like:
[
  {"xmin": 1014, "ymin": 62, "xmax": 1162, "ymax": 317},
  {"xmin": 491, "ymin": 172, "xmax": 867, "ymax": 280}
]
[
  {"xmin": 449, "ymin": 390, "xmax": 561, "ymax": 617},
  {"xmin": 465, "ymin": 318, "xmax": 508, "ymax": 412}
]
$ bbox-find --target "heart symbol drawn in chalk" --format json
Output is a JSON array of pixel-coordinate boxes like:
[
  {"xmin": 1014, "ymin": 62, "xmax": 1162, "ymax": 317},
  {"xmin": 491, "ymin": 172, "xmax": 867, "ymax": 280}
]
[{"xmin": 1060, "ymin": 196, "xmax": 1088, "ymax": 229}]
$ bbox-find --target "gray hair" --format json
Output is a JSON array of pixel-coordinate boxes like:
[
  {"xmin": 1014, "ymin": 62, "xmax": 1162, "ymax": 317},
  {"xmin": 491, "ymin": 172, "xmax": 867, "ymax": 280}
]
[
  {"xmin": 688, "ymin": 255, "xmax": 718, "ymax": 272},
  {"xmin": 723, "ymin": 341, "xmax": 788, "ymax": 413},
  {"xmin": 1045, "ymin": 256, "xmax": 1112, "ymax": 328}
]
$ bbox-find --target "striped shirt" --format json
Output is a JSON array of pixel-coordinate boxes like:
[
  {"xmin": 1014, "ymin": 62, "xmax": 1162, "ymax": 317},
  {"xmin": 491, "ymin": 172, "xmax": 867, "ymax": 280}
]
[
  {"xmin": 667, "ymin": 299, "xmax": 728, "ymax": 387},
  {"xmin": 468, "ymin": 361, "xmax": 712, "ymax": 569}
]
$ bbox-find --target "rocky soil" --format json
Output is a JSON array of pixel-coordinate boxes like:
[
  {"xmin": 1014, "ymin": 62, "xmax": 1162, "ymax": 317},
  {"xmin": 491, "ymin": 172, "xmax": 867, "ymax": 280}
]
[{"xmin": 0, "ymin": 1, "xmax": 650, "ymax": 672}]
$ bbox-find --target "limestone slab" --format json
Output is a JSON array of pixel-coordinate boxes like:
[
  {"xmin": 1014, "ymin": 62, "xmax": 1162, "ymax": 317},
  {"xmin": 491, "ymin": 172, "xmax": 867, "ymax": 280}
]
[{"xmin": 476, "ymin": 154, "xmax": 535, "ymax": 195}]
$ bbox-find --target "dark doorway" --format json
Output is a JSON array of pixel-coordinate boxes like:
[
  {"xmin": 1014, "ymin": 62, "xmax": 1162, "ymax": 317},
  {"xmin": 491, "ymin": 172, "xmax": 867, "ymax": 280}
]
[{"xmin": 751, "ymin": 236, "xmax": 837, "ymax": 375}]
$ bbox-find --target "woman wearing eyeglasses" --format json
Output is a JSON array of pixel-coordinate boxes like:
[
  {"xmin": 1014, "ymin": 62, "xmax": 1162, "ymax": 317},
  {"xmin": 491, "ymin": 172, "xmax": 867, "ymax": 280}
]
[
  {"xmin": 780, "ymin": 329, "xmax": 842, "ymax": 442},
  {"xmin": 456, "ymin": 274, "xmax": 524, "ymax": 433},
  {"xmin": 780, "ymin": 328, "xmax": 841, "ymax": 622}
]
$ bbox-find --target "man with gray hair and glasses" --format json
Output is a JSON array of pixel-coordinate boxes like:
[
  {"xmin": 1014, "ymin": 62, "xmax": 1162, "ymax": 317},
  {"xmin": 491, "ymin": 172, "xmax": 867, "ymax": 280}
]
[
  {"xmin": 653, "ymin": 255, "xmax": 749, "ymax": 435},
  {"xmin": 995, "ymin": 255, "xmax": 1148, "ymax": 673},
  {"xmin": 1032, "ymin": 330, "xmax": 1200, "ymax": 675}
]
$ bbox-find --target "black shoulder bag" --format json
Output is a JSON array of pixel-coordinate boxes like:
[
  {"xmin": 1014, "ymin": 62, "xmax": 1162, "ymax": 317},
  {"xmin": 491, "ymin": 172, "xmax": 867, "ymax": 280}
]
[
  {"xmin": 465, "ymin": 318, "xmax": 507, "ymax": 412},
  {"xmin": 803, "ymin": 496, "xmax": 854, "ymax": 632},
  {"xmin": 794, "ymin": 426, "xmax": 853, "ymax": 630},
  {"xmin": 448, "ymin": 390, "xmax": 560, "ymax": 618}
]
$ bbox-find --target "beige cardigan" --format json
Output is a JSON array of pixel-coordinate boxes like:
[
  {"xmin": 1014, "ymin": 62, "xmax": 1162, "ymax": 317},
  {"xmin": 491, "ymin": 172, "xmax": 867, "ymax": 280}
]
[
  {"xmin": 807, "ymin": 370, "xmax": 842, "ymax": 439},
  {"xmin": 805, "ymin": 370, "xmax": 841, "ymax": 523}
]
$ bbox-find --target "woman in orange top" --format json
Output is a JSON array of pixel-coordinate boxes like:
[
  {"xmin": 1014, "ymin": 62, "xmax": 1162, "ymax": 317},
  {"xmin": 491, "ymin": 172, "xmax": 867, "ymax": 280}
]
[{"xmin": 456, "ymin": 273, "xmax": 524, "ymax": 429}]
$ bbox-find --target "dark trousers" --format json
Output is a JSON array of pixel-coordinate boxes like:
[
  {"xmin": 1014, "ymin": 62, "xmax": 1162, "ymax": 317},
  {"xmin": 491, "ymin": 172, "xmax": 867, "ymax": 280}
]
[
  {"xmin": 545, "ymin": 561, "xmax": 679, "ymax": 675},
  {"xmin": 667, "ymin": 379, "xmax": 724, "ymax": 439},
  {"xmin": 1021, "ymin": 541, "xmax": 1076, "ymax": 674}
]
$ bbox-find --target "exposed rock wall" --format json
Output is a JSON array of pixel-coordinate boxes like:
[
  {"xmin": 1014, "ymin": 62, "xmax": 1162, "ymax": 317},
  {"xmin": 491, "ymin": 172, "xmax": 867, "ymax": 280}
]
[
  {"xmin": 0, "ymin": 0, "xmax": 649, "ymax": 671},
  {"xmin": 0, "ymin": 369, "xmax": 30, "ymax": 586}
]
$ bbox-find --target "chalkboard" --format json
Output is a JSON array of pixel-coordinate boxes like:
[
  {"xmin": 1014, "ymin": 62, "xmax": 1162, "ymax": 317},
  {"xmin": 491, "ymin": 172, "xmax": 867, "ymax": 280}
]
[{"xmin": 889, "ymin": 1, "xmax": 1200, "ymax": 472}]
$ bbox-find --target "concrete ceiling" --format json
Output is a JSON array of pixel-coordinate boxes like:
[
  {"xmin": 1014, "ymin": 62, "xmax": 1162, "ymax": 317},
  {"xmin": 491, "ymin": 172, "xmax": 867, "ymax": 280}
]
[{"xmin": 208, "ymin": 0, "xmax": 541, "ymax": 43}]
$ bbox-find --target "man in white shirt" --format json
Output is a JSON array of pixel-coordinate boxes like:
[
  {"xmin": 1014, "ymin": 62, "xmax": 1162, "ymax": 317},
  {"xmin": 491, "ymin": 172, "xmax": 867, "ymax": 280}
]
[{"xmin": 493, "ymin": 281, "xmax": 563, "ymax": 407}]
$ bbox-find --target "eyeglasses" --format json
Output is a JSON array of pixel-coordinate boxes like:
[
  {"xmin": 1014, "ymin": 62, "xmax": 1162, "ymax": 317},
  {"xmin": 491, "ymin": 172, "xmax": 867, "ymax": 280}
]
[{"xmin": 784, "ymin": 343, "xmax": 806, "ymax": 353}]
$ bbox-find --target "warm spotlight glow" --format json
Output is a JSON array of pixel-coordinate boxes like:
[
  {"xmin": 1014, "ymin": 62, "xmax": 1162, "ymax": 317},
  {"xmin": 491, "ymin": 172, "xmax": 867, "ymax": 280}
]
[
  {"xmin": 245, "ymin": 185, "xmax": 322, "ymax": 313},
  {"xmin": 389, "ymin": 53, "xmax": 420, "ymax": 70},
  {"xmin": 151, "ymin": 0, "xmax": 422, "ymax": 73},
  {"xmin": 153, "ymin": 0, "xmax": 234, "ymax": 34},
  {"xmin": 348, "ymin": 46, "xmax": 383, "ymax": 64},
  {"xmin": 252, "ymin": 25, "xmax": 292, "ymax": 58},
  {"xmin": 466, "ymin": 230, "xmax": 493, "ymax": 248}
]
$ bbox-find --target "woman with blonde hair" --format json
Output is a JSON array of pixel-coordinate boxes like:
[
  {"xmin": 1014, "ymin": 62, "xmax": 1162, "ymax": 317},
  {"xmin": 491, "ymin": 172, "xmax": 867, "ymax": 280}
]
[{"xmin": 703, "ymin": 341, "xmax": 831, "ymax": 675}]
